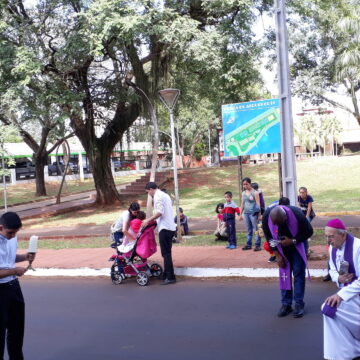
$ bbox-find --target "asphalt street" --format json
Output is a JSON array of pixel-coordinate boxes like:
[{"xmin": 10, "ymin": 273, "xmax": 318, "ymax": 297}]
[{"xmin": 17, "ymin": 278, "xmax": 335, "ymax": 360}]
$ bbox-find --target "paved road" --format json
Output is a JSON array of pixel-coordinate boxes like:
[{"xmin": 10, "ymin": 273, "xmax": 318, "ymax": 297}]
[{"xmin": 19, "ymin": 278, "xmax": 334, "ymax": 360}]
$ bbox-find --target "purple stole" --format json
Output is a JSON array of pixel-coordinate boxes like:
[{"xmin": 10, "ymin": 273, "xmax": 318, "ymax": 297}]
[
  {"xmin": 331, "ymin": 233, "xmax": 357, "ymax": 284},
  {"xmin": 268, "ymin": 206, "xmax": 308, "ymax": 290},
  {"xmin": 322, "ymin": 233, "xmax": 357, "ymax": 318}
]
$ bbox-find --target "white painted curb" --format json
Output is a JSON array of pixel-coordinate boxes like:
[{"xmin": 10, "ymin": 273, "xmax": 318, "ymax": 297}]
[{"xmin": 24, "ymin": 267, "xmax": 329, "ymax": 278}]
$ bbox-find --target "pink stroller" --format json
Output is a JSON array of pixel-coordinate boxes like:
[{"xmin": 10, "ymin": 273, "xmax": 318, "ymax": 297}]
[{"xmin": 109, "ymin": 221, "xmax": 163, "ymax": 286}]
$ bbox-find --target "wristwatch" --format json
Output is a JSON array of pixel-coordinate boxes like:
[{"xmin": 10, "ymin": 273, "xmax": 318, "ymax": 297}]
[{"xmin": 292, "ymin": 239, "xmax": 297, "ymax": 245}]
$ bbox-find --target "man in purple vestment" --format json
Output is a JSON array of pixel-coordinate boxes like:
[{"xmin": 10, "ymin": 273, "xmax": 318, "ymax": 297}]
[
  {"xmin": 262, "ymin": 205, "xmax": 313, "ymax": 318},
  {"xmin": 322, "ymin": 218, "xmax": 360, "ymax": 360}
]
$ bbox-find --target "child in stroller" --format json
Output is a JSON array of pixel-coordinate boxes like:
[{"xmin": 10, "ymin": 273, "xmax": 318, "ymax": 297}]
[{"xmin": 109, "ymin": 215, "xmax": 163, "ymax": 286}]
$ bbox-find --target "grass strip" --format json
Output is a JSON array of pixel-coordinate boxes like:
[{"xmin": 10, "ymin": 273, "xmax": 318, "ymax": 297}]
[{"xmin": 17, "ymin": 228, "xmax": 360, "ymax": 249}]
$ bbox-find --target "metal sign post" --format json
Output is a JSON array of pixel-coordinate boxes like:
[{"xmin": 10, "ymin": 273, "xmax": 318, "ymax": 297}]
[{"xmin": 275, "ymin": 0, "xmax": 297, "ymax": 204}]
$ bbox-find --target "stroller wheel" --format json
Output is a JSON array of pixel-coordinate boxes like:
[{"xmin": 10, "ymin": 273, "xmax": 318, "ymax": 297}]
[
  {"xmin": 150, "ymin": 263, "xmax": 163, "ymax": 278},
  {"xmin": 111, "ymin": 266, "xmax": 123, "ymax": 285},
  {"xmin": 136, "ymin": 271, "xmax": 149, "ymax": 286}
]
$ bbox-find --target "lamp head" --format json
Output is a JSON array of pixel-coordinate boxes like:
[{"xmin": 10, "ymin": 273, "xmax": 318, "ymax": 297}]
[{"xmin": 158, "ymin": 89, "xmax": 180, "ymax": 111}]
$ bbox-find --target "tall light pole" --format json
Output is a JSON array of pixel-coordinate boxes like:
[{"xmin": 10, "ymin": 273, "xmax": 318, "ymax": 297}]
[
  {"xmin": 275, "ymin": 0, "xmax": 297, "ymax": 205},
  {"xmin": 2, "ymin": 157, "xmax": 7, "ymax": 211},
  {"xmin": 158, "ymin": 89, "xmax": 181, "ymax": 240}
]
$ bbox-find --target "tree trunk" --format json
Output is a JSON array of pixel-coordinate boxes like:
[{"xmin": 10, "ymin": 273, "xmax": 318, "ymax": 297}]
[
  {"xmin": 90, "ymin": 147, "xmax": 120, "ymax": 205},
  {"xmin": 34, "ymin": 153, "xmax": 48, "ymax": 196},
  {"xmin": 185, "ymin": 134, "xmax": 201, "ymax": 168}
]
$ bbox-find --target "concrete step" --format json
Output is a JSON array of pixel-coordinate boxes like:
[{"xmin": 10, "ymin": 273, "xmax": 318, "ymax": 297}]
[{"xmin": 121, "ymin": 171, "xmax": 171, "ymax": 195}]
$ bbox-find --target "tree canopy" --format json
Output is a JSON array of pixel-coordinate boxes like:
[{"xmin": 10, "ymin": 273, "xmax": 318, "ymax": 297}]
[
  {"xmin": 289, "ymin": 0, "xmax": 360, "ymax": 126},
  {"xmin": 0, "ymin": 0, "xmax": 273, "ymax": 203}
]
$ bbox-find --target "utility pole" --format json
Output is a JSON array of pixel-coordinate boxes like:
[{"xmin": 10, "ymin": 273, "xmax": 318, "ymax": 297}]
[{"xmin": 275, "ymin": 0, "xmax": 297, "ymax": 205}]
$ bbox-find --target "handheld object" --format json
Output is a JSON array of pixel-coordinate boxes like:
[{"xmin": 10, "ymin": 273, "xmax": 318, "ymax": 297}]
[
  {"xmin": 339, "ymin": 260, "xmax": 349, "ymax": 275},
  {"xmin": 27, "ymin": 235, "xmax": 38, "ymax": 271}
]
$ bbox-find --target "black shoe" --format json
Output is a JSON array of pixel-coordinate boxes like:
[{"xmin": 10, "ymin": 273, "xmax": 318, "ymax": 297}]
[
  {"xmin": 323, "ymin": 274, "xmax": 331, "ymax": 282},
  {"xmin": 277, "ymin": 305, "xmax": 293, "ymax": 317},
  {"xmin": 161, "ymin": 278, "xmax": 176, "ymax": 285},
  {"xmin": 254, "ymin": 246, "xmax": 261, "ymax": 252},
  {"xmin": 242, "ymin": 245, "xmax": 252, "ymax": 250},
  {"xmin": 268, "ymin": 256, "xmax": 276, "ymax": 263},
  {"xmin": 293, "ymin": 304, "xmax": 305, "ymax": 318}
]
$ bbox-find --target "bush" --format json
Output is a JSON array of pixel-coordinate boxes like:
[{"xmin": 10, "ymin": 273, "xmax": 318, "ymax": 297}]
[{"xmin": 194, "ymin": 143, "xmax": 206, "ymax": 161}]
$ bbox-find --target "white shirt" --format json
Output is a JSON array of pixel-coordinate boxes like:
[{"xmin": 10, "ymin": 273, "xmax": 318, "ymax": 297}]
[
  {"xmin": 153, "ymin": 189, "xmax": 176, "ymax": 233},
  {"xmin": 329, "ymin": 236, "xmax": 360, "ymax": 302},
  {"xmin": 111, "ymin": 211, "xmax": 130, "ymax": 233},
  {"xmin": 0, "ymin": 234, "xmax": 17, "ymax": 283}
]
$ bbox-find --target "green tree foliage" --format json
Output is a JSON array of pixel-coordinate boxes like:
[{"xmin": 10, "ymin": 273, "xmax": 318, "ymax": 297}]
[
  {"xmin": 0, "ymin": 125, "xmax": 16, "ymax": 179},
  {"xmin": 295, "ymin": 113, "xmax": 343, "ymax": 155},
  {"xmin": 289, "ymin": 0, "xmax": 360, "ymax": 126},
  {"xmin": 0, "ymin": 0, "xmax": 272, "ymax": 204}
]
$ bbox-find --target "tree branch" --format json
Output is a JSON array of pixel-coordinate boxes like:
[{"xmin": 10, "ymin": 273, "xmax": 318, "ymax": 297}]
[{"xmin": 46, "ymin": 132, "xmax": 75, "ymax": 155}]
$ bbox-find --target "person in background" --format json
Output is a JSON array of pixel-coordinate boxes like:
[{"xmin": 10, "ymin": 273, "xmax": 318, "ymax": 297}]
[
  {"xmin": 240, "ymin": 178, "xmax": 262, "ymax": 251},
  {"xmin": 118, "ymin": 211, "xmax": 147, "ymax": 252},
  {"xmin": 0, "ymin": 212, "xmax": 36, "ymax": 360},
  {"xmin": 322, "ymin": 219, "xmax": 360, "ymax": 360},
  {"xmin": 214, "ymin": 203, "xmax": 227, "ymax": 241},
  {"xmin": 251, "ymin": 182, "xmax": 265, "ymax": 215},
  {"xmin": 223, "ymin": 191, "xmax": 240, "ymax": 249},
  {"xmin": 297, "ymin": 187, "xmax": 315, "ymax": 222},
  {"xmin": 111, "ymin": 202, "xmax": 140, "ymax": 246},
  {"xmin": 174, "ymin": 207, "xmax": 189, "ymax": 236},
  {"xmin": 298, "ymin": 187, "xmax": 315, "ymax": 261}
]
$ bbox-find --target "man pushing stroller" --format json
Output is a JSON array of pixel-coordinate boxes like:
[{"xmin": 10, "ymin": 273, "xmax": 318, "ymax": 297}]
[{"xmin": 142, "ymin": 182, "xmax": 177, "ymax": 285}]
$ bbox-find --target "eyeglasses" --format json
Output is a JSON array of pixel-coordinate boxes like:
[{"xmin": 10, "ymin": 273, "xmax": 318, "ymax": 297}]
[{"xmin": 325, "ymin": 235, "xmax": 335, "ymax": 239}]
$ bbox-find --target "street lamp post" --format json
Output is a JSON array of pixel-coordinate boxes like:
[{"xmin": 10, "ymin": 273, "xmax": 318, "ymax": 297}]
[{"xmin": 158, "ymin": 89, "xmax": 181, "ymax": 241}]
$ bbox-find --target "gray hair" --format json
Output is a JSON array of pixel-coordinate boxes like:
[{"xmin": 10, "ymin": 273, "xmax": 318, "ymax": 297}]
[{"xmin": 336, "ymin": 229, "xmax": 347, "ymax": 236}]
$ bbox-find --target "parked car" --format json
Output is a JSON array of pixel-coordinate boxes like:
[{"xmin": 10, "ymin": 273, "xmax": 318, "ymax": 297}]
[
  {"xmin": 48, "ymin": 161, "xmax": 75, "ymax": 176},
  {"xmin": 48, "ymin": 161, "xmax": 91, "ymax": 176},
  {"xmin": 111, "ymin": 159, "xmax": 136, "ymax": 171},
  {"xmin": 8, "ymin": 160, "xmax": 36, "ymax": 180},
  {"xmin": 70, "ymin": 163, "xmax": 92, "ymax": 174}
]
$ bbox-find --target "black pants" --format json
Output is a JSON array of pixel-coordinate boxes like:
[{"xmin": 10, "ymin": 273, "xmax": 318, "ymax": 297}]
[
  {"xmin": 0, "ymin": 279, "xmax": 25, "ymax": 360},
  {"xmin": 159, "ymin": 229, "xmax": 176, "ymax": 280}
]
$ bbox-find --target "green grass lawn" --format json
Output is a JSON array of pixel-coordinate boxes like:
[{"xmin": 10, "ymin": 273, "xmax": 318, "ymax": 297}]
[
  {"xmin": 0, "ymin": 174, "xmax": 139, "ymax": 206},
  {"xmin": 178, "ymin": 155, "xmax": 360, "ymax": 217},
  {"xmin": 17, "ymin": 227, "xmax": 360, "ymax": 249},
  {"xmin": 17, "ymin": 237, "xmax": 111, "ymax": 249},
  {"xmin": 8, "ymin": 155, "xmax": 360, "ymax": 230}
]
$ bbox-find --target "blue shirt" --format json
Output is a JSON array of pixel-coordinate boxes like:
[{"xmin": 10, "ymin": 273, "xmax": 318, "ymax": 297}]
[{"xmin": 0, "ymin": 234, "xmax": 17, "ymax": 283}]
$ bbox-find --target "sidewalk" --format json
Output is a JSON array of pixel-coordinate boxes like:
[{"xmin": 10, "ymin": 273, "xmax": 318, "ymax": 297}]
[{"xmin": 23, "ymin": 244, "xmax": 329, "ymax": 279}]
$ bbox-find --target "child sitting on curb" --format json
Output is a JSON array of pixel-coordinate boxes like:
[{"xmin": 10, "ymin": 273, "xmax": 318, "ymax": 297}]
[{"xmin": 214, "ymin": 203, "xmax": 227, "ymax": 241}]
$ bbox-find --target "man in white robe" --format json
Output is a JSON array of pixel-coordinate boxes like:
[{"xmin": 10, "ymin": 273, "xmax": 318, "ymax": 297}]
[{"xmin": 322, "ymin": 218, "xmax": 360, "ymax": 360}]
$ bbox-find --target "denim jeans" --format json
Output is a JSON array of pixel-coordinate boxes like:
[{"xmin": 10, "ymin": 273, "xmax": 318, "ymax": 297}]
[
  {"xmin": 243, "ymin": 213, "xmax": 261, "ymax": 247},
  {"xmin": 225, "ymin": 217, "xmax": 236, "ymax": 246},
  {"xmin": 281, "ymin": 249, "xmax": 306, "ymax": 307}
]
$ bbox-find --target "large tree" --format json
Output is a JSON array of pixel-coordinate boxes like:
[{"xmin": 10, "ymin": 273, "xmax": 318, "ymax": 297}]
[
  {"xmin": 0, "ymin": 91, "xmax": 74, "ymax": 196},
  {"xmin": 289, "ymin": 0, "xmax": 360, "ymax": 126},
  {"xmin": 0, "ymin": 0, "xmax": 272, "ymax": 204}
]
